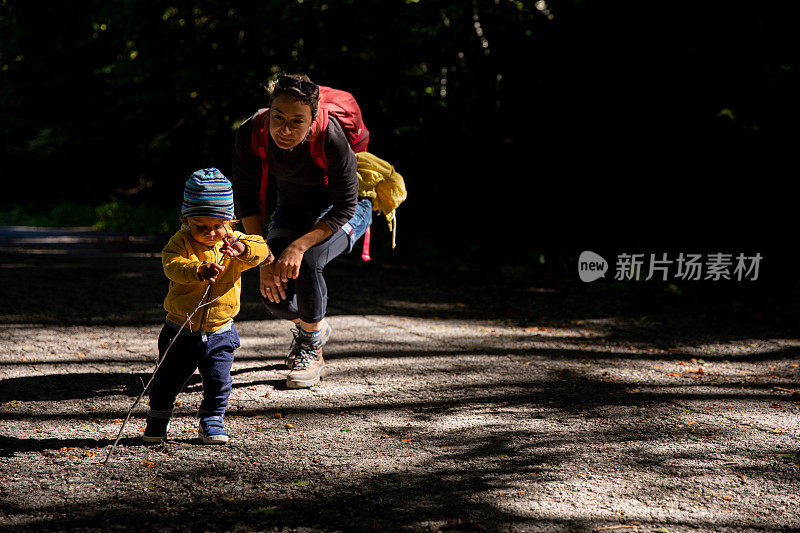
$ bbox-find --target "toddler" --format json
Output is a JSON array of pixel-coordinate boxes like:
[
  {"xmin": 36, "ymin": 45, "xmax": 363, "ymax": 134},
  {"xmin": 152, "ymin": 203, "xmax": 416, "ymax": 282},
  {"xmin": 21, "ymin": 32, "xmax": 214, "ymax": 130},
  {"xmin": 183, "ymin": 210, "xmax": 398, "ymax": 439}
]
[{"xmin": 144, "ymin": 168, "xmax": 269, "ymax": 444}]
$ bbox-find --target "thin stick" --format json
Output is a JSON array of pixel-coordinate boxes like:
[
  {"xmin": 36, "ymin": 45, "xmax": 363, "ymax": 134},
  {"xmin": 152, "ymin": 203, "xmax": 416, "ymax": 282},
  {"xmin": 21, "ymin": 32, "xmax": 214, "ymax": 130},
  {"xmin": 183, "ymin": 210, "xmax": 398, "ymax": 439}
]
[{"xmin": 103, "ymin": 282, "xmax": 222, "ymax": 465}]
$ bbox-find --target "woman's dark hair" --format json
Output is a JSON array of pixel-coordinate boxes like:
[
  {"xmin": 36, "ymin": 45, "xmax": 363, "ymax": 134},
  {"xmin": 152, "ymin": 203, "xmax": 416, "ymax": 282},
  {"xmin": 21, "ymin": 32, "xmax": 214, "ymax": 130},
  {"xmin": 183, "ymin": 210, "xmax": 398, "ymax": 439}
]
[{"xmin": 268, "ymin": 73, "xmax": 320, "ymax": 120}]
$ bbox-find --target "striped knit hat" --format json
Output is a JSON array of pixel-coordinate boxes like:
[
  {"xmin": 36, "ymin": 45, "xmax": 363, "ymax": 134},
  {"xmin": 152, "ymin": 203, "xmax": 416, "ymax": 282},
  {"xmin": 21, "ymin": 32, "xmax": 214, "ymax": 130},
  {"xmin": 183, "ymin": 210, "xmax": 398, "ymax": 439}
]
[{"xmin": 181, "ymin": 168, "xmax": 235, "ymax": 219}]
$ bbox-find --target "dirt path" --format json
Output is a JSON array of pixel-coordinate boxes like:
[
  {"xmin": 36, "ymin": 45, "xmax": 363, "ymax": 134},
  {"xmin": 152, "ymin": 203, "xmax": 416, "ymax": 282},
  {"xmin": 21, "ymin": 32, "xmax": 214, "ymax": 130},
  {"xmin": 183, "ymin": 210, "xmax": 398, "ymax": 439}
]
[{"xmin": 1, "ymin": 227, "xmax": 799, "ymax": 532}]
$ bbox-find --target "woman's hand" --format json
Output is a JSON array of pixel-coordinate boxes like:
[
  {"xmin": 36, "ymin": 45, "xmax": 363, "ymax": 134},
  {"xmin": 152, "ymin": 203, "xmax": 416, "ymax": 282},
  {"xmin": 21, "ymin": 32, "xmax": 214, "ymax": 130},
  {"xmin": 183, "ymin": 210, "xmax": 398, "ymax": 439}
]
[
  {"xmin": 273, "ymin": 243, "xmax": 307, "ymax": 284},
  {"xmin": 259, "ymin": 260, "xmax": 286, "ymax": 302}
]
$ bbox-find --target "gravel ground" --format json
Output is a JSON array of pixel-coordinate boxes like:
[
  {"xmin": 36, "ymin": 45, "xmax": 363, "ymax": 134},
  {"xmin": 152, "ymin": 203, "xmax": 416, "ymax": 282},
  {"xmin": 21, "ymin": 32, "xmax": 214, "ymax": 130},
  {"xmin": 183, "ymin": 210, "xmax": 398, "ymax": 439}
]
[{"xmin": 0, "ymin": 226, "xmax": 798, "ymax": 532}]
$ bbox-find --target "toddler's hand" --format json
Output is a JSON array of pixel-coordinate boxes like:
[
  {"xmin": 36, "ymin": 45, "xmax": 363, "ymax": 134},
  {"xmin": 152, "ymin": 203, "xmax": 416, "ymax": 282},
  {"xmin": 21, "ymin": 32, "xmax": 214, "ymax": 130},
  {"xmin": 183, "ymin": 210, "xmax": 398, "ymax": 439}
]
[
  {"xmin": 220, "ymin": 234, "xmax": 246, "ymax": 257},
  {"xmin": 198, "ymin": 262, "xmax": 225, "ymax": 282}
]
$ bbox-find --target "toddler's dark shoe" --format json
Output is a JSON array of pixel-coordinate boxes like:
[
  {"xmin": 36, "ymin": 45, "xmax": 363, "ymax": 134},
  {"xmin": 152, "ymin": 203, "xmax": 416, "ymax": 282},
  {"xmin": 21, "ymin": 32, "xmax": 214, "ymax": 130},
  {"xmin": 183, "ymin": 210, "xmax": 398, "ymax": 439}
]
[
  {"xmin": 198, "ymin": 415, "xmax": 229, "ymax": 444},
  {"xmin": 143, "ymin": 415, "xmax": 170, "ymax": 443}
]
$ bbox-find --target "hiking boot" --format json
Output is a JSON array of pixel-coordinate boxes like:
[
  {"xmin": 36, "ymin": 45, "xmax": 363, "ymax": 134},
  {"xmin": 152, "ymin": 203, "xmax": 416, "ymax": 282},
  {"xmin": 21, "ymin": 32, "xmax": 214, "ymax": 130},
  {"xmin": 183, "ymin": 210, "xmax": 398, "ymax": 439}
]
[
  {"xmin": 198, "ymin": 415, "xmax": 229, "ymax": 444},
  {"xmin": 284, "ymin": 321, "xmax": 331, "ymax": 369},
  {"xmin": 143, "ymin": 415, "xmax": 170, "ymax": 443},
  {"xmin": 286, "ymin": 341, "xmax": 325, "ymax": 389}
]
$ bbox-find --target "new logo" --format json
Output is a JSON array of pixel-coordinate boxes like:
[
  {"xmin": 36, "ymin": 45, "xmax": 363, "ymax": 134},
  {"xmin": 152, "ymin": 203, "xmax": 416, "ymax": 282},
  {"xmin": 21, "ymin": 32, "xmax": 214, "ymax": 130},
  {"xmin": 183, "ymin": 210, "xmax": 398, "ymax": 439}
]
[{"xmin": 579, "ymin": 251, "xmax": 608, "ymax": 282}]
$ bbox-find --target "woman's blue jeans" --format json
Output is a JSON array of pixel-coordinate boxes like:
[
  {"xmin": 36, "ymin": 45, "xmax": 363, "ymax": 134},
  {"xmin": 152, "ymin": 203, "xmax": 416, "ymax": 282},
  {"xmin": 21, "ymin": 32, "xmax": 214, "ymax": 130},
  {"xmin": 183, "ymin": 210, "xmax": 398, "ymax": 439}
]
[{"xmin": 263, "ymin": 198, "xmax": 372, "ymax": 323}]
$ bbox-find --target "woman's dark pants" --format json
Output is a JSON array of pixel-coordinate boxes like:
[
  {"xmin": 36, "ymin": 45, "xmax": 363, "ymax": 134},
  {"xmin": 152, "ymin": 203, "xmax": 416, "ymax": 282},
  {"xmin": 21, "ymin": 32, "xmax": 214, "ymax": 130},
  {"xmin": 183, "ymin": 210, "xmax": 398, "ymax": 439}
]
[{"xmin": 263, "ymin": 199, "xmax": 372, "ymax": 323}]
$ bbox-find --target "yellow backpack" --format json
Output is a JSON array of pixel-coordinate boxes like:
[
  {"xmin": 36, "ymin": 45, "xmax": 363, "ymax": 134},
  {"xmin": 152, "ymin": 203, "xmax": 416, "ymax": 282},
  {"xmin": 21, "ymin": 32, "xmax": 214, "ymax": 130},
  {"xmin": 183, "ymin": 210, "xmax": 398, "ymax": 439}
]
[{"xmin": 356, "ymin": 152, "xmax": 407, "ymax": 250}]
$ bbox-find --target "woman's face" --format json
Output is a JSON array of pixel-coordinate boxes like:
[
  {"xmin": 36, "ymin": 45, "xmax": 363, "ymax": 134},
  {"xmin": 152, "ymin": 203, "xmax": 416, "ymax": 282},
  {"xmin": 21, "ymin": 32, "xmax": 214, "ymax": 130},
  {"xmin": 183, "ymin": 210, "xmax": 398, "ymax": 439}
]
[{"xmin": 269, "ymin": 94, "xmax": 313, "ymax": 150}]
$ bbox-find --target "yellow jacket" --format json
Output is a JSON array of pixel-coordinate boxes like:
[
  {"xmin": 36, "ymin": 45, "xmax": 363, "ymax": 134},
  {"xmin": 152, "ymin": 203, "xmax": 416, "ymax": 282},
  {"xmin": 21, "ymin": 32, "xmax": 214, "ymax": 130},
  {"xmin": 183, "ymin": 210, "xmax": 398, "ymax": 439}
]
[
  {"xmin": 162, "ymin": 229, "xmax": 269, "ymax": 333},
  {"xmin": 356, "ymin": 152, "xmax": 407, "ymax": 248}
]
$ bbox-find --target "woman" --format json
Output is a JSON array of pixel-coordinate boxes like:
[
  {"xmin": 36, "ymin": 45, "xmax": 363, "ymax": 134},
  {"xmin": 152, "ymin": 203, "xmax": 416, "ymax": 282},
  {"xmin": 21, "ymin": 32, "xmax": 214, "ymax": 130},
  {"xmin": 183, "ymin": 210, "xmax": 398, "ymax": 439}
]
[{"xmin": 232, "ymin": 73, "xmax": 371, "ymax": 389}]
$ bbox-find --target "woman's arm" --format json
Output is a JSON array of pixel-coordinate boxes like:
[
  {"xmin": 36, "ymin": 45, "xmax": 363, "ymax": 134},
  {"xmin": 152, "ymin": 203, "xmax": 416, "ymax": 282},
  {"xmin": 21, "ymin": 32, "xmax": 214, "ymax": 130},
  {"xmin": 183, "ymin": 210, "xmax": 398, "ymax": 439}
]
[{"xmin": 239, "ymin": 213, "xmax": 288, "ymax": 302}]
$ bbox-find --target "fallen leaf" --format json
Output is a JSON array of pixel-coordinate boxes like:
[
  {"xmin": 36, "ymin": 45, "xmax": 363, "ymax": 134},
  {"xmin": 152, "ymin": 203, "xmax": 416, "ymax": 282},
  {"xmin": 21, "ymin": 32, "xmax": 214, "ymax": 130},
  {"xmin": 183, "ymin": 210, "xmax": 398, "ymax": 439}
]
[
  {"xmin": 737, "ymin": 474, "xmax": 747, "ymax": 485},
  {"xmin": 141, "ymin": 460, "xmax": 155, "ymax": 468},
  {"xmin": 666, "ymin": 372, "xmax": 681, "ymax": 377},
  {"xmin": 685, "ymin": 420, "xmax": 697, "ymax": 425},
  {"xmin": 685, "ymin": 367, "xmax": 704, "ymax": 374},
  {"xmin": 400, "ymin": 438, "xmax": 412, "ymax": 442},
  {"xmin": 284, "ymin": 423, "xmax": 295, "ymax": 429},
  {"xmin": 341, "ymin": 427, "xmax": 352, "ymax": 432},
  {"xmin": 77, "ymin": 353, "xmax": 86, "ymax": 358},
  {"xmin": 272, "ymin": 412, "xmax": 283, "ymax": 419},
  {"xmin": 380, "ymin": 435, "xmax": 390, "ymax": 439},
  {"xmin": 293, "ymin": 480, "xmax": 310, "ymax": 487}
]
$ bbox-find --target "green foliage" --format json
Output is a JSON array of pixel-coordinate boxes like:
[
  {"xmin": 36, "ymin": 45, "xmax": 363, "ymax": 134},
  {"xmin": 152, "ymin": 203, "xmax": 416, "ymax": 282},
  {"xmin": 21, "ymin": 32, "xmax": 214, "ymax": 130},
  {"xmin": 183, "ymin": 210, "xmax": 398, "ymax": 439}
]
[
  {"xmin": 0, "ymin": 1, "xmax": 796, "ymax": 252},
  {"xmin": 0, "ymin": 203, "xmax": 96, "ymax": 227},
  {"xmin": 0, "ymin": 198, "xmax": 178, "ymax": 234},
  {"xmin": 94, "ymin": 197, "xmax": 179, "ymax": 234}
]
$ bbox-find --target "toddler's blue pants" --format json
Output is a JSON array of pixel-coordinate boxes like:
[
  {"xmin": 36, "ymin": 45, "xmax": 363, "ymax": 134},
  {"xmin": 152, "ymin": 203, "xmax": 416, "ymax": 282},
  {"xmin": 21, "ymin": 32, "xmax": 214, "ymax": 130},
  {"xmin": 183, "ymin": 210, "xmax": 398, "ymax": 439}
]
[{"xmin": 147, "ymin": 322, "xmax": 239, "ymax": 419}]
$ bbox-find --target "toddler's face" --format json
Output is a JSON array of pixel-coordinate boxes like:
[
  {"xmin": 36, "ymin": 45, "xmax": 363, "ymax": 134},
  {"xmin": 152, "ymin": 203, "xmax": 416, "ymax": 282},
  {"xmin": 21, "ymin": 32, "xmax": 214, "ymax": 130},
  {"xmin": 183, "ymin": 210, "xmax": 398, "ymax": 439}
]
[{"xmin": 186, "ymin": 216, "xmax": 231, "ymax": 247}]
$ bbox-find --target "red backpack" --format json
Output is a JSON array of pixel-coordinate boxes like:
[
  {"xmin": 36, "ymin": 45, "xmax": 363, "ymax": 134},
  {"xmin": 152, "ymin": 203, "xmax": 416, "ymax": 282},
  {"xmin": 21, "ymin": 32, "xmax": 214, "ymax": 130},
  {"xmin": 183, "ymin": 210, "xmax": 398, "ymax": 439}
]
[{"xmin": 251, "ymin": 86, "xmax": 371, "ymax": 258}]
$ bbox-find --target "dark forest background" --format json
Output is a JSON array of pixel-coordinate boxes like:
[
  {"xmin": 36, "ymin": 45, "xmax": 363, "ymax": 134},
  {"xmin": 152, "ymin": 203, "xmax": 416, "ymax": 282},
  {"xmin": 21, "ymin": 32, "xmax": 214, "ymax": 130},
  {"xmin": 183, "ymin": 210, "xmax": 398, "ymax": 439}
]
[{"xmin": 1, "ymin": 0, "xmax": 797, "ymax": 271}]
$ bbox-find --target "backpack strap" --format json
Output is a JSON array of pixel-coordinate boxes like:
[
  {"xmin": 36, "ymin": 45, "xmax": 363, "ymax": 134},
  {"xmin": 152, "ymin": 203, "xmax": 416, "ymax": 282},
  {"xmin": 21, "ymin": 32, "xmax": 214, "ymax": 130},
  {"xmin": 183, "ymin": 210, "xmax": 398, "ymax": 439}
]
[
  {"xmin": 251, "ymin": 108, "xmax": 271, "ymax": 221},
  {"xmin": 309, "ymin": 108, "xmax": 330, "ymax": 184},
  {"xmin": 361, "ymin": 226, "xmax": 371, "ymax": 261}
]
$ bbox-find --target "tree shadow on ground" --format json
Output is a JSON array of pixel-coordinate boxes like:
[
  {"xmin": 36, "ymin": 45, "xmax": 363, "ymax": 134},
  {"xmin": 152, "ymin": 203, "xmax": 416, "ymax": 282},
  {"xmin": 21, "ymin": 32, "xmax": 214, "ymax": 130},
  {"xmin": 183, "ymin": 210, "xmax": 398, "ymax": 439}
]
[
  {"xmin": 0, "ymin": 372, "xmax": 188, "ymax": 402},
  {"xmin": 2, "ymin": 337, "xmax": 798, "ymax": 530}
]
